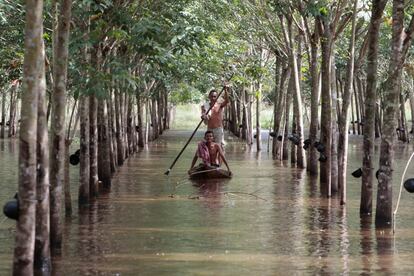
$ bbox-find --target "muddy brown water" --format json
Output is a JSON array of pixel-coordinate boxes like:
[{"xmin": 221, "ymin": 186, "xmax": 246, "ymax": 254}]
[{"xmin": 1, "ymin": 130, "xmax": 414, "ymax": 275}]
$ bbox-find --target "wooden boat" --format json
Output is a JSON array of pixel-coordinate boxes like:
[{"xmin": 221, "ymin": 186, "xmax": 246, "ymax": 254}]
[{"xmin": 189, "ymin": 164, "xmax": 232, "ymax": 179}]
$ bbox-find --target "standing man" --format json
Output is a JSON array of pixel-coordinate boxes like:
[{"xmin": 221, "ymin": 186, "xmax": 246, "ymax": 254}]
[{"xmin": 201, "ymin": 85, "xmax": 229, "ymax": 147}]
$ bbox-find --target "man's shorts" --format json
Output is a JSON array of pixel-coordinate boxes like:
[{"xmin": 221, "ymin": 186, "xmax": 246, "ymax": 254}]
[{"xmin": 209, "ymin": 127, "xmax": 224, "ymax": 147}]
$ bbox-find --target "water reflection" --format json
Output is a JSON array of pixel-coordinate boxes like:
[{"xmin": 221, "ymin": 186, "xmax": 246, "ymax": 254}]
[
  {"xmin": 375, "ymin": 228, "xmax": 394, "ymax": 274},
  {"xmin": 360, "ymin": 216, "xmax": 373, "ymax": 275},
  {"xmin": 190, "ymin": 179, "xmax": 228, "ymax": 210},
  {"xmin": 1, "ymin": 132, "xmax": 414, "ymax": 275}
]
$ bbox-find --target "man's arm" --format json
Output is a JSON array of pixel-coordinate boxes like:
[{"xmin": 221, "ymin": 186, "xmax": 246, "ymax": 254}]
[
  {"xmin": 220, "ymin": 85, "xmax": 229, "ymax": 108},
  {"xmin": 217, "ymin": 145, "xmax": 231, "ymax": 173},
  {"xmin": 201, "ymin": 104, "xmax": 209, "ymax": 125},
  {"xmin": 188, "ymin": 154, "xmax": 198, "ymax": 174}
]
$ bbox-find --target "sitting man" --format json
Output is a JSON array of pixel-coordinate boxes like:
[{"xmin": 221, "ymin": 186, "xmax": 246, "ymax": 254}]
[{"xmin": 188, "ymin": 131, "xmax": 231, "ymax": 175}]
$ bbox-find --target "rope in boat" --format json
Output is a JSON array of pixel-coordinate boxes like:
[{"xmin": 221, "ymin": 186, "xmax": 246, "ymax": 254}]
[
  {"xmin": 0, "ymin": 216, "xmax": 9, "ymax": 227},
  {"xmin": 393, "ymin": 150, "xmax": 414, "ymax": 233}
]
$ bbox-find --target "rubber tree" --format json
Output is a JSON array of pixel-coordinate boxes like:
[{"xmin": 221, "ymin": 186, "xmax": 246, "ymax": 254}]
[
  {"xmin": 316, "ymin": 0, "xmax": 350, "ymax": 196},
  {"xmin": 34, "ymin": 39, "xmax": 50, "ymax": 274},
  {"xmin": 50, "ymin": 0, "xmax": 72, "ymax": 254},
  {"xmin": 13, "ymin": 0, "xmax": 43, "ymax": 274},
  {"xmin": 302, "ymin": 12, "xmax": 320, "ymax": 175},
  {"xmin": 359, "ymin": 0, "xmax": 387, "ymax": 215},
  {"xmin": 376, "ymin": 0, "xmax": 414, "ymax": 227},
  {"xmin": 337, "ymin": 0, "xmax": 359, "ymax": 205},
  {"xmin": 280, "ymin": 14, "xmax": 306, "ymax": 168}
]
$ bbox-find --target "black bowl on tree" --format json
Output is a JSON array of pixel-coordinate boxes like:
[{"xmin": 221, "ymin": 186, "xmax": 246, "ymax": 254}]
[
  {"xmin": 3, "ymin": 198, "xmax": 19, "ymax": 220},
  {"xmin": 69, "ymin": 149, "xmax": 81, "ymax": 166},
  {"xmin": 318, "ymin": 153, "xmax": 327, "ymax": 162},
  {"xmin": 404, "ymin": 178, "xmax": 414, "ymax": 193},
  {"xmin": 314, "ymin": 141, "xmax": 325, "ymax": 153},
  {"xmin": 303, "ymin": 139, "xmax": 311, "ymax": 150},
  {"xmin": 288, "ymin": 134, "xmax": 300, "ymax": 146},
  {"xmin": 352, "ymin": 168, "xmax": 363, "ymax": 178}
]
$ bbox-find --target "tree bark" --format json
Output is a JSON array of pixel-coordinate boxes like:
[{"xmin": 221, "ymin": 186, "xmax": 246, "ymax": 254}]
[
  {"xmin": 50, "ymin": 0, "xmax": 72, "ymax": 254},
  {"xmin": 8, "ymin": 84, "xmax": 17, "ymax": 138},
  {"xmin": 107, "ymin": 91, "xmax": 117, "ymax": 173},
  {"xmin": 273, "ymin": 64, "xmax": 290, "ymax": 160},
  {"xmin": 79, "ymin": 95, "xmax": 90, "ymax": 205},
  {"xmin": 1, "ymin": 87, "xmax": 6, "ymax": 138},
  {"xmin": 398, "ymin": 93, "xmax": 408, "ymax": 142},
  {"xmin": 338, "ymin": 0, "xmax": 359, "ymax": 205},
  {"xmin": 136, "ymin": 93, "xmax": 145, "ymax": 147},
  {"xmin": 89, "ymin": 94, "xmax": 99, "ymax": 197},
  {"xmin": 64, "ymin": 139, "xmax": 72, "ymax": 216},
  {"xmin": 376, "ymin": 0, "xmax": 405, "ymax": 227},
  {"xmin": 114, "ymin": 89, "xmax": 124, "ymax": 165},
  {"xmin": 98, "ymin": 99, "xmax": 112, "ymax": 189},
  {"xmin": 319, "ymin": 18, "xmax": 333, "ymax": 196},
  {"xmin": 246, "ymin": 90, "xmax": 253, "ymax": 145},
  {"xmin": 330, "ymin": 58, "xmax": 338, "ymax": 194},
  {"xmin": 409, "ymin": 79, "xmax": 414, "ymax": 134},
  {"xmin": 13, "ymin": 0, "xmax": 43, "ymax": 274},
  {"xmin": 34, "ymin": 40, "xmax": 51, "ymax": 273},
  {"xmin": 307, "ymin": 23, "xmax": 320, "ymax": 175},
  {"xmin": 256, "ymin": 83, "xmax": 262, "ymax": 151}
]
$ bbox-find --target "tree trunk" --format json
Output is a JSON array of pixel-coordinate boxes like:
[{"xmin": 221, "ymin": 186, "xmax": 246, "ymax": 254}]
[
  {"xmin": 127, "ymin": 96, "xmax": 134, "ymax": 153},
  {"xmin": 353, "ymin": 80, "xmax": 362, "ymax": 135},
  {"xmin": 8, "ymin": 84, "xmax": 17, "ymax": 138},
  {"xmin": 319, "ymin": 18, "xmax": 333, "ymax": 196},
  {"xmin": 114, "ymin": 89, "xmax": 124, "ymax": 165},
  {"xmin": 98, "ymin": 99, "xmax": 112, "ymax": 189},
  {"xmin": 151, "ymin": 97, "xmax": 159, "ymax": 140},
  {"xmin": 89, "ymin": 95, "xmax": 99, "ymax": 197},
  {"xmin": 256, "ymin": 83, "xmax": 261, "ymax": 151},
  {"xmin": 13, "ymin": 0, "xmax": 43, "ymax": 273},
  {"xmin": 399, "ymin": 93, "xmax": 408, "ymax": 142},
  {"xmin": 246, "ymin": 91, "xmax": 253, "ymax": 145},
  {"xmin": 409, "ymin": 79, "xmax": 414, "ymax": 134},
  {"xmin": 351, "ymin": 93, "xmax": 356, "ymax": 134},
  {"xmin": 34, "ymin": 42, "xmax": 51, "ymax": 273},
  {"xmin": 376, "ymin": 0, "xmax": 405, "ymax": 227},
  {"xmin": 291, "ymin": 39, "xmax": 306, "ymax": 168},
  {"xmin": 123, "ymin": 93, "xmax": 130, "ymax": 158},
  {"xmin": 273, "ymin": 64, "xmax": 290, "ymax": 160},
  {"xmin": 64, "ymin": 139, "xmax": 72, "ymax": 216},
  {"xmin": 307, "ymin": 24, "xmax": 320, "ymax": 175},
  {"xmin": 283, "ymin": 95, "xmax": 291, "ymax": 161},
  {"xmin": 330, "ymin": 58, "xmax": 338, "ymax": 194},
  {"xmin": 107, "ymin": 92, "xmax": 117, "ymax": 173},
  {"xmin": 338, "ymin": 0, "xmax": 359, "ymax": 205},
  {"xmin": 360, "ymin": 0, "xmax": 387, "ymax": 215},
  {"xmin": 136, "ymin": 93, "xmax": 144, "ymax": 147},
  {"xmin": 79, "ymin": 95, "xmax": 90, "ymax": 205},
  {"xmin": 49, "ymin": 0, "xmax": 72, "ymax": 254},
  {"xmin": 157, "ymin": 91, "xmax": 163, "ymax": 136},
  {"xmin": 1, "ymin": 87, "xmax": 6, "ymax": 138},
  {"xmin": 164, "ymin": 90, "xmax": 169, "ymax": 130},
  {"xmin": 291, "ymin": 113, "xmax": 297, "ymax": 164}
]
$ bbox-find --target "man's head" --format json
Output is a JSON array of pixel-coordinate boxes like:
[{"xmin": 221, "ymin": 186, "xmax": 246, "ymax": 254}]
[
  {"xmin": 208, "ymin": 89, "xmax": 218, "ymax": 102},
  {"xmin": 204, "ymin": 130, "xmax": 214, "ymax": 142}
]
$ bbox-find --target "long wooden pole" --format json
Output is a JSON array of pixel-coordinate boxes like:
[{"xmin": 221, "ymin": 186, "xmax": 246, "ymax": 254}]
[{"xmin": 164, "ymin": 76, "xmax": 233, "ymax": 175}]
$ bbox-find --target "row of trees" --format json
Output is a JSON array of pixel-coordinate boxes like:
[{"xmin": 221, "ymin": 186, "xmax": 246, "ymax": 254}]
[
  {"xmin": 218, "ymin": 0, "xmax": 414, "ymax": 229},
  {"xmin": 1, "ymin": 0, "xmax": 223, "ymax": 275},
  {"xmin": 1, "ymin": 0, "xmax": 414, "ymax": 274}
]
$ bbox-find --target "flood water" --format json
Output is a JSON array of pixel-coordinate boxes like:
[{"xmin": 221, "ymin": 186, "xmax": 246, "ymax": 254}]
[{"xmin": 2, "ymin": 130, "xmax": 414, "ymax": 275}]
